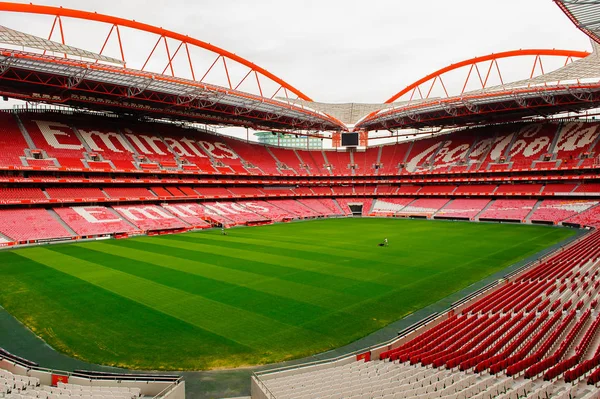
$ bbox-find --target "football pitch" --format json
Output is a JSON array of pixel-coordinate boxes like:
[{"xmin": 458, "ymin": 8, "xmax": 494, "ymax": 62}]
[{"xmin": 0, "ymin": 218, "xmax": 575, "ymax": 370}]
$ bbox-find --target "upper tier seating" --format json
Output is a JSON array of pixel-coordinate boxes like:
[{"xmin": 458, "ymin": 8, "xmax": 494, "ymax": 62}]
[
  {"xmin": 378, "ymin": 142, "xmax": 411, "ymax": 175},
  {"xmin": 4, "ymin": 112, "xmax": 600, "ymax": 176},
  {"xmin": 478, "ymin": 199, "xmax": 538, "ymax": 221},
  {"xmin": 0, "ymin": 208, "xmax": 73, "ymax": 241},
  {"xmin": 0, "ymin": 113, "xmax": 28, "ymax": 168},
  {"xmin": 20, "ymin": 114, "xmax": 87, "ymax": 168},
  {"xmin": 431, "ymin": 131, "xmax": 479, "ymax": 172},
  {"xmin": 112, "ymin": 205, "xmax": 188, "ymax": 231},
  {"xmin": 435, "ymin": 199, "xmax": 491, "ymax": 219},
  {"xmin": 508, "ymin": 124, "xmax": 557, "ymax": 169},
  {"xmin": 268, "ymin": 147, "xmax": 302, "ymax": 174},
  {"xmin": 324, "ymin": 151, "xmax": 351, "ymax": 175},
  {"xmin": 220, "ymin": 137, "xmax": 276, "ymax": 175},
  {"xmin": 553, "ymin": 122, "xmax": 600, "ymax": 165},
  {"xmin": 529, "ymin": 200, "xmax": 599, "ymax": 223},
  {"xmin": 404, "ymin": 136, "xmax": 443, "ymax": 173},
  {"xmin": 121, "ymin": 124, "xmax": 178, "ymax": 165},
  {"xmin": 54, "ymin": 206, "xmax": 137, "ymax": 236},
  {"xmin": 353, "ymin": 147, "xmax": 380, "ymax": 175}
]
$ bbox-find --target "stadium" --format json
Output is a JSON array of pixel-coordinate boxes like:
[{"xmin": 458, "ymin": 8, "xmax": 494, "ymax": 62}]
[{"xmin": 0, "ymin": 0, "xmax": 599, "ymax": 398}]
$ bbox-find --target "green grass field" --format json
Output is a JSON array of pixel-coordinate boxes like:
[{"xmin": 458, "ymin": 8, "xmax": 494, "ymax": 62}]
[{"xmin": 0, "ymin": 218, "xmax": 575, "ymax": 370}]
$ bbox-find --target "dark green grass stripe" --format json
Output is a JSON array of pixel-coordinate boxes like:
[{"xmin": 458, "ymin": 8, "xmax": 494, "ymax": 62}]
[
  {"xmin": 15, "ymin": 247, "xmax": 332, "ymax": 351},
  {"xmin": 0, "ymin": 251, "xmax": 251, "ymax": 370},
  {"xmin": 48, "ymin": 245, "xmax": 335, "ymax": 329},
  {"xmin": 102, "ymin": 239, "xmax": 394, "ymax": 295},
  {"xmin": 164, "ymin": 231, "xmax": 407, "ymax": 266},
  {"xmin": 131, "ymin": 234, "xmax": 391, "ymax": 282},
  {"xmin": 77, "ymin": 240, "xmax": 365, "ymax": 309}
]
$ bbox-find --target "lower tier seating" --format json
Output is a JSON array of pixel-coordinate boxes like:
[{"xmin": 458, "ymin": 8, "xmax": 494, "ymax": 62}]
[
  {"xmin": 529, "ymin": 200, "xmax": 599, "ymax": 223},
  {"xmin": 0, "ymin": 198, "xmax": 598, "ymax": 244},
  {"xmin": 0, "ymin": 209, "xmax": 73, "ymax": 241},
  {"xmin": 112, "ymin": 205, "xmax": 189, "ymax": 231},
  {"xmin": 54, "ymin": 206, "xmax": 138, "ymax": 236},
  {"xmin": 478, "ymin": 199, "xmax": 538, "ymax": 221},
  {"xmin": 435, "ymin": 199, "xmax": 491, "ymax": 219}
]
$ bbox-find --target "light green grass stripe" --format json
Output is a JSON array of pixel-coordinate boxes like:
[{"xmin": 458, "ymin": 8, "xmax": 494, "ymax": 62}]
[
  {"xmin": 168, "ymin": 231, "xmax": 406, "ymax": 265},
  {"xmin": 139, "ymin": 235, "xmax": 390, "ymax": 282},
  {"xmin": 74, "ymin": 241, "xmax": 363, "ymax": 309},
  {"xmin": 17, "ymin": 247, "xmax": 329, "ymax": 350}
]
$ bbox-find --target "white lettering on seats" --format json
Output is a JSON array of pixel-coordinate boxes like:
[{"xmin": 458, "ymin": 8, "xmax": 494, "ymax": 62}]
[
  {"xmin": 118, "ymin": 207, "xmax": 173, "ymax": 220},
  {"xmin": 242, "ymin": 202, "xmax": 269, "ymax": 213},
  {"xmin": 488, "ymin": 134, "xmax": 514, "ymax": 161},
  {"xmin": 555, "ymin": 123, "xmax": 599, "ymax": 153},
  {"xmin": 509, "ymin": 125, "xmax": 549, "ymax": 158},
  {"xmin": 78, "ymin": 130, "xmax": 134, "ymax": 153},
  {"xmin": 124, "ymin": 130, "xmax": 152, "ymax": 154},
  {"xmin": 34, "ymin": 120, "xmax": 83, "ymax": 150},
  {"xmin": 163, "ymin": 137, "xmax": 193, "ymax": 157},
  {"xmin": 72, "ymin": 207, "xmax": 121, "ymax": 223},
  {"xmin": 468, "ymin": 137, "xmax": 494, "ymax": 161},
  {"xmin": 405, "ymin": 143, "xmax": 440, "ymax": 172},
  {"xmin": 434, "ymin": 140, "xmax": 471, "ymax": 167},
  {"xmin": 214, "ymin": 142, "xmax": 238, "ymax": 159},
  {"xmin": 180, "ymin": 138, "xmax": 209, "ymax": 158},
  {"xmin": 140, "ymin": 135, "xmax": 168, "ymax": 155}
]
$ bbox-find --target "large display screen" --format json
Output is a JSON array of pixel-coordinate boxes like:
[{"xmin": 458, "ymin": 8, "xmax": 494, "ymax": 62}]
[{"xmin": 341, "ymin": 132, "xmax": 359, "ymax": 146}]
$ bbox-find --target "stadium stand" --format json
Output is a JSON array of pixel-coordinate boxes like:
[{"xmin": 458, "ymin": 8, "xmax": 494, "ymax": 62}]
[
  {"xmin": 0, "ymin": 113, "xmax": 28, "ymax": 168},
  {"xmin": 435, "ymin": 199, "xmax": 491, "ymax": 220},
  {"xmin": 0, "ymin": 208, "xmax": 73, "ymax": 241},
  {"xmin": 396, "ymin": 198, "xmax": 450, "ymax": 216},
  {"xmin": 54, "ymin": 206, "xmax": 138, "ymax": 236},
  {"xmin": 478, "ymin": 199, "xmax": 538, "ymax": 221},
  {"xmin": 371, "ymin": 198, "xmax": 415, "ymax": 215},
  {"xmin": 529, "ymin": 200, "xmax": 599, "ymax": 224},
  {"xmin": 336, "ymin": 198, "xmax": 374, "ymax": 216},
  {"xmin": 112, "ymin": 205, "xmax": 189, "ymax": 231}
]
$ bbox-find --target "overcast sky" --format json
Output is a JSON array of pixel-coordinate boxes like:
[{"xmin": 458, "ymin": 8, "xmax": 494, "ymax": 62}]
[{"xmin": 0, "ymin": 0, "xmax": 593, "ymax": 142}]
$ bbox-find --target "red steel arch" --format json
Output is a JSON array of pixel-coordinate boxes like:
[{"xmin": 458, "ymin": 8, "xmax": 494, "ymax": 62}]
[
  {"xmin": 384, "ymin": 49, "xmax": 590, "ymax": 104},
  {"xmin": 0, "ymin": 1, "xmax": 313, "ymax": 102}
]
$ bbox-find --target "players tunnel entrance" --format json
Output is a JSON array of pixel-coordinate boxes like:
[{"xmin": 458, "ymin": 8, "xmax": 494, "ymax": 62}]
[{"xmin": 349, "ymin": 204, "xmax": 363, "ymax": 216}]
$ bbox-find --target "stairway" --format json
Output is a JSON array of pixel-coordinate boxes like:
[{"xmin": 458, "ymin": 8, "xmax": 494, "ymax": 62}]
[
  {"xmin": 474, "ymin": 199, "xmax": 495, "ymax": 221},
  {"xmin": 524, "ymin": 200, "xmax": 543, "ymax": 223},
  {"xmin": 13, "ymin": 113, "xmax": 36, "ymax": 149},
  {"xmin": 46, "ymin": 209, "xmax": 77, "ymax": 236}
]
